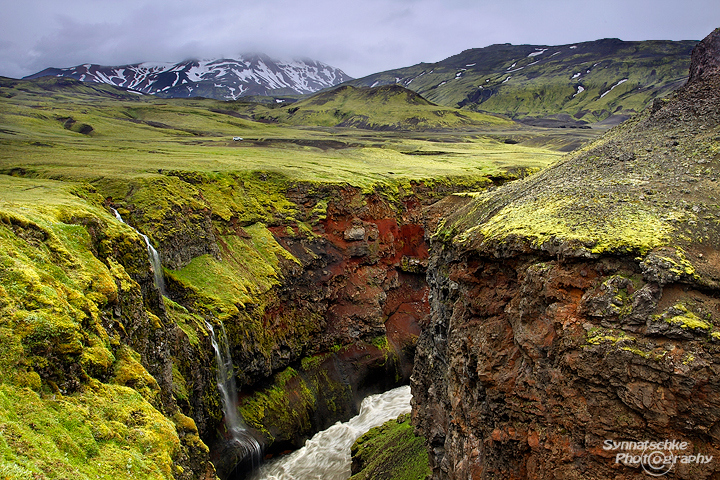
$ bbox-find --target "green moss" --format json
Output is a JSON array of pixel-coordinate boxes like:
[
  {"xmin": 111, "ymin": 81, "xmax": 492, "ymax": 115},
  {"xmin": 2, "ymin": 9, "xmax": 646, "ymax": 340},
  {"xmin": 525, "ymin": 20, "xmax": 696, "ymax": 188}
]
[
  {"xmin": 0, "ymin": 381, "xmax": 179, "ymax": 480},
  {"xmin": 310, "ymin": 199, "xmax": 329, "ymax": 222},
  {"xmin": 171, "ymin": 365, "xmax": 189, "ymax": 403},
  {"xmin": 167, "ymin": 222, "xmax": 297, "ymax": 309},
  {"xmin": 238, "ymin": 366, "xmax": 314, "ymax": 444},
  {"xmin": 300, "ymin": 353, "xmax": 327, "ymax": 372},
  {"xmin": 665, "ymin": 305, "xmax": 712, "ymax": 331},
  {"xmin": 350, "ymin": 413, "xmax": 431, "ymax": 480},
  {"xmin": 456, "ymin": 194, "xmax": 672, "ymax": 256},
  {"xmin": 586, "ymin": 328, "xmax": 635, "ymax": 345},
  {"xmin": 239, "ymin": 353, "xmax": 355, "ymax": 448},
  {"xmin": 586, "ymin": 328, "xmax": 667, "ymax": 361},
  {"xmin": 112, "ymin": 346, "xmax": 161, "ymax": 403},
  {"xmin": 0, "ymin": 175, "xmax": 194, "ymax": 478}
]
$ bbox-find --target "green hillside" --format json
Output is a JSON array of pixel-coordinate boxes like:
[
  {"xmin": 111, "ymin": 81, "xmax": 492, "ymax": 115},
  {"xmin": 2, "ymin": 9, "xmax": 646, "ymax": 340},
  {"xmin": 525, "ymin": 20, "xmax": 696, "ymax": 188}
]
[
  {"xmin": 346, "ymin": 38, "xmax": 696, "ymax": 125},
  {"xmin": 253, "ymin": 84, "xmax": 512, "ymax": 130}
]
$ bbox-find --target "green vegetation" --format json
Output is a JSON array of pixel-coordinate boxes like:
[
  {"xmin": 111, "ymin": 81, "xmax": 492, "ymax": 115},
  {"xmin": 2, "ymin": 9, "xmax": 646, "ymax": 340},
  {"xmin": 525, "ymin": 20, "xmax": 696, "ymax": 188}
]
[
  {"xmin": 350, "ymin": 413, "xmax": 431, "ymax": 480},
  {"xmin": 0, "ymin": 175, "xmax": 190, "ymax": 479},
  {"xmin": 238, "ymin": 357, "xmax": 352, "ymax": 447},
  {"xmin": 585, "ymin": 328, "xmax": 667, "ymax": 362},
  {"xmin": 0, "ymin": 380, "xmax": 180, "ymax": 480},
  {"xmin": 453, "ymin": 193, "xmax": 673, "ymax": 256},
  {"xmin": 439, "ymin": 88, "xmax": 720, "ymax": 262},
  {"xmin": 0, "ymin": 76, "xmax": 564, "ymax": 189},
  {"xmin": 256, "ymin": 84, "xmax": 512, "ymax": 130},
  {"xmin": 347, "ymin": 39, "xmax": 696, "ymax": 124},
  {"xmin": 652, "ymin": 303, "xmax": 717, "ymax": 336}
]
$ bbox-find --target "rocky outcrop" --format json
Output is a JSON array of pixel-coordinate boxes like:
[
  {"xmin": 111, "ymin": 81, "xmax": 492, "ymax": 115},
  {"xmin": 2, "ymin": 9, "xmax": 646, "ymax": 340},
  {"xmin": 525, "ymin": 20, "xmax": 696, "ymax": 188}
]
[
  {"xmin": 689, "ymin": 28, "xmax": 720, "ymax": 83},
  {"xmin": 413, "ymin": 28, "xmax": 720, "ymax": 479}
]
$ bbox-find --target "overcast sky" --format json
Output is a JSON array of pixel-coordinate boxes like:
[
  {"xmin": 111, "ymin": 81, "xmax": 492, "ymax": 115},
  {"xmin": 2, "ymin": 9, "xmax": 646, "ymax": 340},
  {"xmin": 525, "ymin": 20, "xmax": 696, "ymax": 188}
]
[{"xmin": 1, "ymin": 0, "xmax": 718, "ymax": 79}]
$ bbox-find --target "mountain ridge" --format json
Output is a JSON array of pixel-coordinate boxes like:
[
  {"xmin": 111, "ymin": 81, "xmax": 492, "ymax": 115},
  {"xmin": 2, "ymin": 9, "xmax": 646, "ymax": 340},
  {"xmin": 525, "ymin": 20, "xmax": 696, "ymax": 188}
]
[
  {"xmin": 345, "ymin": 38, "xmax": 697, "ymax": 124},
  {"xmin": 253, "ymin": 83, "xmax": 514, "ymax": 131},
  {"xmin": 25, "ymin": 53, "xmax": 353, "ymax": 99}
]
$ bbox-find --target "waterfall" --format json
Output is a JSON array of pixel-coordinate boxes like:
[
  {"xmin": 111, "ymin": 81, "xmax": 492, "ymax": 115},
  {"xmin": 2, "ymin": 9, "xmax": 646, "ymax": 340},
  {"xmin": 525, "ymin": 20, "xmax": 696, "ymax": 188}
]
[
  {"xmin": 206, "ymin": 320, "xmax": 263, "ymax": 471},
  {"xmin": 251, "ymin": 385, "xmax": 412, "ymax": 480},
  {"xmin": 110, "ymin": 208, "xmax": 168, "ymax": 297}
]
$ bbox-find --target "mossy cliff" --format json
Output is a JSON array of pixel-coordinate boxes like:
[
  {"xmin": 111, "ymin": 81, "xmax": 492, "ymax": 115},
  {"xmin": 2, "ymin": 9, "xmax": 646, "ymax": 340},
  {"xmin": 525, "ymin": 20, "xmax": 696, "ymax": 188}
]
[
  {"xmin": 412, "ymin": 29, "xmax": 720, "ymax": 480},
  {"xmin": 0, "ymin": 159, "xmax": 523, "ymax": 479},
  {"xmin": 0, "ymin": 176, "xmax": 215, "ymax": 479}
]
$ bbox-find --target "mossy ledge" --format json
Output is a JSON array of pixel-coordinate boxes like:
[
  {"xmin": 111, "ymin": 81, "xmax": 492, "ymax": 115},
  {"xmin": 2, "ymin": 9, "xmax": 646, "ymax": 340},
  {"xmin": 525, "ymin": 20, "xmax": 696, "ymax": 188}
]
[{"xmin": 350, "ymin": 413, "xmax": 431, "ymax": 480}]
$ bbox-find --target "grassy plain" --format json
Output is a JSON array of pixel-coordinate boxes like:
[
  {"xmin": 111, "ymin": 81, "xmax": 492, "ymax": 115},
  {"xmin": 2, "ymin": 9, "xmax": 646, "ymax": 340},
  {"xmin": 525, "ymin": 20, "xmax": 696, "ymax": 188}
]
[{"xmin": 0, "ymin": 77, "xmax": 590, "ymax": 189}]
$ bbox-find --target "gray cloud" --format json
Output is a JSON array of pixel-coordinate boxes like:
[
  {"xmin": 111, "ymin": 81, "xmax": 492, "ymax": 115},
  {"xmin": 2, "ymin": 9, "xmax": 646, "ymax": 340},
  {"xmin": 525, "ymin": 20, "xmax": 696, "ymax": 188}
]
[{"xmin": 2, "ymin": 0, "xmax": 719, "ymax": 79}]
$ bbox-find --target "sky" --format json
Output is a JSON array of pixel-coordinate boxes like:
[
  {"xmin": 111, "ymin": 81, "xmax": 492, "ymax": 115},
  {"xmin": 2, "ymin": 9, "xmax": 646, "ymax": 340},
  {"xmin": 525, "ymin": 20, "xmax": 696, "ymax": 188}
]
[{"xmin": 1, "ymin": 0, "xmax": 718, "ymax": 80}]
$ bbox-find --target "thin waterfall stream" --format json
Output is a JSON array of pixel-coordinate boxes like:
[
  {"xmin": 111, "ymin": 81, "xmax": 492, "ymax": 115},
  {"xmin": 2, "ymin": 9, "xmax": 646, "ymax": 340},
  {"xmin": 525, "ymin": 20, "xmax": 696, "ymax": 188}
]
[
  {"xmin": 109, "ymin": 207, "xmax": 409, "ymax": 479},
  {"xmin": 111, "ymin": 208, "xmax": 168, "ymax": 297},
  {"xmin": 206, "ymin": 320, "xmax": 263, "ymax": 471},
  {"xmin": 250, "ymin": 385, "xmax": 412, "ymax": 480},
  {"xmin": 111, "ymin": 207, "xmax": 262, "ymax": 472}
]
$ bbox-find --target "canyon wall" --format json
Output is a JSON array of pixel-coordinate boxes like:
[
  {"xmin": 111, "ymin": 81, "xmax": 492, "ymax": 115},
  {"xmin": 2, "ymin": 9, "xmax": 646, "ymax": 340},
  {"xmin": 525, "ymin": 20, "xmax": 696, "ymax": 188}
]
[
  {"xmin": 413, "ymin": 29, "xmax": 720, "ymax": 479},
  {"xmin": 108, "ymin": 173, "xmax": 524, "ymax": 477},
  {"xmin": 1, "ymin": 158, "xmax": 515, "ymax": 479}
]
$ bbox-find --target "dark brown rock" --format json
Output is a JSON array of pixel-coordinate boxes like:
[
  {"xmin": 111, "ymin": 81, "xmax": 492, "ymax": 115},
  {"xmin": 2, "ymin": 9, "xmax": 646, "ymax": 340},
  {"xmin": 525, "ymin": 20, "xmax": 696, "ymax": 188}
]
[{"xmin": 689, "ymin": 27, "xmax": 720, "ymax": 84}]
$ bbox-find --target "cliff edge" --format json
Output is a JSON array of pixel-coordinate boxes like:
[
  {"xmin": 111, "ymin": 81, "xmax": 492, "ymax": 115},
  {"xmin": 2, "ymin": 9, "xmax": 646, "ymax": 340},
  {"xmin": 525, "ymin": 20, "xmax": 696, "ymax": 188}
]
[{"xmin": 413, "ymin": 28, "xmax": 720, "ymax": 479}]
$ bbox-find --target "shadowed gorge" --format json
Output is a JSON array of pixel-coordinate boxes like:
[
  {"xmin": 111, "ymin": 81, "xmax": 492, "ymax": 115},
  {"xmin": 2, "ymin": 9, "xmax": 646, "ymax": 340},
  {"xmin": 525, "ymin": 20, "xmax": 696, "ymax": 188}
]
[
  {"xmin": 2, "ymin": 28, "xmax": 719, "ymax": 480},
  {"xmin": 0, "ymin": 67, "xmax": 564, "ymax": 479}
]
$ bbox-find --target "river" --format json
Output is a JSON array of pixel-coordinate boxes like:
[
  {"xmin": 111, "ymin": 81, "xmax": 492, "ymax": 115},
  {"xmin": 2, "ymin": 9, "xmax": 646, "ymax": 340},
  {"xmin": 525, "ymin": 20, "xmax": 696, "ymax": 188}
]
[{"xmin": 249, "ymin": 385, "xmax": 412, "ymax": 480}]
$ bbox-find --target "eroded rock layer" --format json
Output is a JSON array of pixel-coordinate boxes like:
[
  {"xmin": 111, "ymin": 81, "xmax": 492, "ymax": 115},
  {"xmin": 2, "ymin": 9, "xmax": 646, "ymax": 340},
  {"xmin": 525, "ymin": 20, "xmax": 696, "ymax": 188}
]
[{"xmin": 413, "ymin": 28, "xmax": 720, "ymax": 479}]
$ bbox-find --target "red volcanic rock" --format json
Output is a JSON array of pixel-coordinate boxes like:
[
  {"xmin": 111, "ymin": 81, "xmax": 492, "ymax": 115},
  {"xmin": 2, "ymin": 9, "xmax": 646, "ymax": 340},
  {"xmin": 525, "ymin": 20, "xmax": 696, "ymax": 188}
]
[{"xmin": 412, "ymin": 28, "xmax": 720, "ymax": 480}]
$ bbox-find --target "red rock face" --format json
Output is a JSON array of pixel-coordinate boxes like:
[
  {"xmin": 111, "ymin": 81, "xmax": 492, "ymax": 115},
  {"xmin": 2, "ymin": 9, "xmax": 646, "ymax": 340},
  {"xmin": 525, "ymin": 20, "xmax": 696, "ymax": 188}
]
[
  {"xmin": 414, "ymin": 251, "xmax": 720, "ymax": 480},
  {"xmin": 412, "ymin": 31, "xmax": 720, "ymax": 480},
  {"xmin": 269, "ymin": 187, "xmax": 433, "ymax": 356}
]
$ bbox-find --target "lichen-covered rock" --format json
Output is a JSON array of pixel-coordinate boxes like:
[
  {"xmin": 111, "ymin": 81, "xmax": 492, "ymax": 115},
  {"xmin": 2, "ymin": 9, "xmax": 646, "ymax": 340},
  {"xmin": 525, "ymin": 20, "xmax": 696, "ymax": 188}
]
[{"xmin": 413, "ymin": 29, "xmax": 720, "ymax": 480}]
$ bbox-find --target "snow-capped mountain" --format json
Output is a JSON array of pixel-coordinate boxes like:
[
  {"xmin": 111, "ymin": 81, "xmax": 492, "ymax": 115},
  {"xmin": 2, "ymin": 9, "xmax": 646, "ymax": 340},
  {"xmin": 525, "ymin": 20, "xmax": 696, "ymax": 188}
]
[{"xmin": 25, "ymin": 54, "xmax": 353, "ymax": 99}]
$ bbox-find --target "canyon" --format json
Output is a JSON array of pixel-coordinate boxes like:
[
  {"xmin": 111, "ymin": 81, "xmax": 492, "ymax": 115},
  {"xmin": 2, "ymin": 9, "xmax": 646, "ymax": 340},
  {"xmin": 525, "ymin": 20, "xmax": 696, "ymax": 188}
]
[{"xmin": 1, "ymin": 26, "xmax": 719, "ymax": 480}]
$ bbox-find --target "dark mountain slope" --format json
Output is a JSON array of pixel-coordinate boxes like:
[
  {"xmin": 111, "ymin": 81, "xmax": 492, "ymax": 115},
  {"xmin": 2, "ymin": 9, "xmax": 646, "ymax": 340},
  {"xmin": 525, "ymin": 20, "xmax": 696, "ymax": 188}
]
[{"xmin": 347, "ymin": 38, "xmax": 696, "ymax": 125}]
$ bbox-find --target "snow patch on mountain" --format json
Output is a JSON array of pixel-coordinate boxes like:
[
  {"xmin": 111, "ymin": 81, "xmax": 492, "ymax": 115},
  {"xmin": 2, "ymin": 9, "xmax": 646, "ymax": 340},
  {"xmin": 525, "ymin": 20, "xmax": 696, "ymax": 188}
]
[
  {"xmin": 25, "ymin": 54, "xmax": 353, "ymax": 100},
  {"xmin": 600, "ymin": 78, "xmax": 628, "ymax": 98},
  {"xmin": 528, "ymin": 48, "xmax": 548, "ymax": 57}
]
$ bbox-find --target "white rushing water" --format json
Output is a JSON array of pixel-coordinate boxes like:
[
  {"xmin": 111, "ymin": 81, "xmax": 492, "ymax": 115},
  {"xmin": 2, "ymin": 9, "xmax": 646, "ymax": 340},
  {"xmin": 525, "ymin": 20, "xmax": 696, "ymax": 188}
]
[
  {"xmin": 250, "ymin": 385, "xmax": 412, "ymax": 480},
  {"xmin": 110, "ymin": 208, "xmax": 168, "ymax": 297}
]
